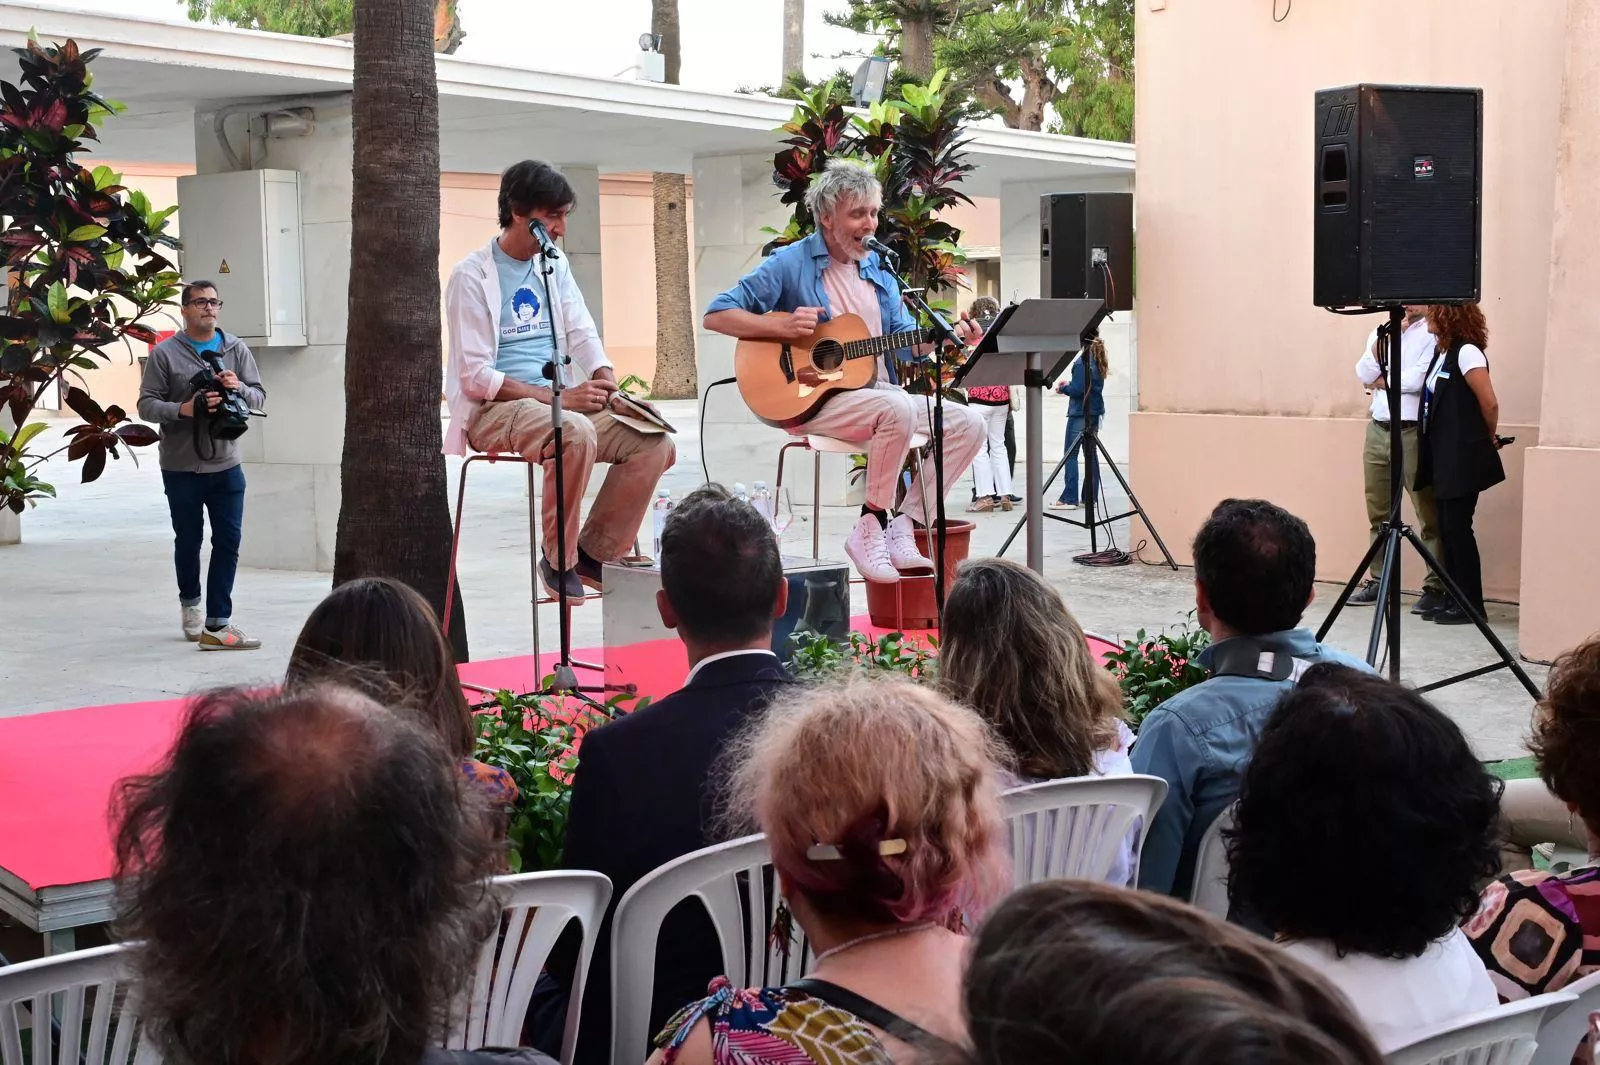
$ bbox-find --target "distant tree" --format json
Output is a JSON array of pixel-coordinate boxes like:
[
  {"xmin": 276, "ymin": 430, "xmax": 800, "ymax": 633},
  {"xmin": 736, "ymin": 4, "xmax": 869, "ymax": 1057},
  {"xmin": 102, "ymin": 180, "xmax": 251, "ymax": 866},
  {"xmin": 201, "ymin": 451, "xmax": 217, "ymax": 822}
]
[
  {"xmin": 181, "ymin": 0, "xmax": 466, "ymax": 52},
  {"xmin": 826, "ymin": 0, "xmax": 1133, "ymax": 139}
]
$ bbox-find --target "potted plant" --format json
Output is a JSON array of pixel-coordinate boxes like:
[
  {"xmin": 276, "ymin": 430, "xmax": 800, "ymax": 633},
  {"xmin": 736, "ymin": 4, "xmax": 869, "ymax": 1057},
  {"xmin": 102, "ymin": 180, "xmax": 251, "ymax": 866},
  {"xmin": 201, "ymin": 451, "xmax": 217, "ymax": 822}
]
[{"xmin": 1101, "ymin": 612, "xmax": 1212, "ymax": 731}]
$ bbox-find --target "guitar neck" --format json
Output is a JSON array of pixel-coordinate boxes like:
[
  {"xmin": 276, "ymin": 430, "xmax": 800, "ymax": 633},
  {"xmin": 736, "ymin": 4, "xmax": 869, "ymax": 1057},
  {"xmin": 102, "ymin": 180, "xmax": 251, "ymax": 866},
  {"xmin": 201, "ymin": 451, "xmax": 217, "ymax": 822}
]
[{"xmin": 841, "ymin": 327, "xmax": 932, "ymax": 361}]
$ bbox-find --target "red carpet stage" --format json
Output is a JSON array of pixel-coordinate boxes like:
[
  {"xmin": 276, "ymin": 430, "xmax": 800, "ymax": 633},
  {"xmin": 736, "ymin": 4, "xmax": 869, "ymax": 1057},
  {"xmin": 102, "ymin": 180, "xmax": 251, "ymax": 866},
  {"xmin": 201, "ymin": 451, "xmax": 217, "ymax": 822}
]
[{"xmin": 0, "ymin": 621, "xmax": 1116, "ymax": 948}]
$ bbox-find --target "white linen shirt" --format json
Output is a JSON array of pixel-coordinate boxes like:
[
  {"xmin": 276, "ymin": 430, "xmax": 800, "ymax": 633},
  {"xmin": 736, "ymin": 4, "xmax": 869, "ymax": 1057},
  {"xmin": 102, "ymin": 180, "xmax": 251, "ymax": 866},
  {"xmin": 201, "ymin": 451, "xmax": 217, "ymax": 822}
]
[
  {"xmin": 443, "ymin": 238, "xmax": 613, "ymax": 456},
  {"xmin": 1355, "ymin": 316, "xmax": 1435, "ymax": 423}
]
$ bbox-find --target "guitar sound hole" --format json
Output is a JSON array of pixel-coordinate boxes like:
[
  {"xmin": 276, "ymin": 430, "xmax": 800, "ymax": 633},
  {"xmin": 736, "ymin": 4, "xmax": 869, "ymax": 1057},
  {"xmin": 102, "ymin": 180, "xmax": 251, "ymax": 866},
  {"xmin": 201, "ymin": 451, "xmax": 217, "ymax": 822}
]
[{"xmin": 811, "ymin": 339, "xmax": 844, "ymax": 373}]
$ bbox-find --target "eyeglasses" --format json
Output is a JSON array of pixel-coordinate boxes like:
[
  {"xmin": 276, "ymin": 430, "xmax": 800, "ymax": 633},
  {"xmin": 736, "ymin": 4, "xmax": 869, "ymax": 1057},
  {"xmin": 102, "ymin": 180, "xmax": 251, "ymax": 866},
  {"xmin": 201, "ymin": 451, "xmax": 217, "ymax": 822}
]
[{"xmin": 185, "ymin": 298, "xmax": 223, "ymax": 308}]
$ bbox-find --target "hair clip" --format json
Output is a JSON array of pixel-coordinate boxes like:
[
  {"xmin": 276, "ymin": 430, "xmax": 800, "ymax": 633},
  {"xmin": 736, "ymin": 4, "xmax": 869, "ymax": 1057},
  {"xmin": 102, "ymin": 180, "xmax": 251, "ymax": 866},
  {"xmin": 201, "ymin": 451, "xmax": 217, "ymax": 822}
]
[{"xmin": 806, "ymin": 839, "xmax": 908, "ymax": 861}]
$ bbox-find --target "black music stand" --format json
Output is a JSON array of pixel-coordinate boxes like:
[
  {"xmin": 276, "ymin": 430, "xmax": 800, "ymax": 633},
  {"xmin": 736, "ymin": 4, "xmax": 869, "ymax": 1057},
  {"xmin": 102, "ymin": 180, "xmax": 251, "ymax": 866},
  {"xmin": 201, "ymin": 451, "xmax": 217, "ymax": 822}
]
[{"xmin": 958, "ymin": 299, "xmax": 1141, "ymax": 572}]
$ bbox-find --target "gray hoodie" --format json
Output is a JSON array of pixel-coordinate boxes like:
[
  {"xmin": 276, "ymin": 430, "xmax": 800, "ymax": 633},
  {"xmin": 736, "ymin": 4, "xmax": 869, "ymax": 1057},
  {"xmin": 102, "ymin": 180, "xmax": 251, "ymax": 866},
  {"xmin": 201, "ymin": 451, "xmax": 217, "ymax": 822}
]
[{"xmin": 137, "ymin": 330, "xmax": 267, "ymax": 474}]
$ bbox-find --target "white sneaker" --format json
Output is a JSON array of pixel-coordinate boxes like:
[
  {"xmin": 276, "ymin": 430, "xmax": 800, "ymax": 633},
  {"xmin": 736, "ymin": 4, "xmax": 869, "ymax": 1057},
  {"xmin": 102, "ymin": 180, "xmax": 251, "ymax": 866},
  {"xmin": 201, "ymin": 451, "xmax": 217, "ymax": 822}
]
[
  {"xmin": 197, "ymin": 624, "xmax": 262, "ymax": 651},
  {"xmin": 182, "ymin": 604, "xmax": 204, "ymax": 642},
  {"xmin": 885, "ymin": 514, "xmax": 935, "ymax": 574},
  {"xmin": 845, "ymin": 514, "xmax": 900, "ymax": 583}
]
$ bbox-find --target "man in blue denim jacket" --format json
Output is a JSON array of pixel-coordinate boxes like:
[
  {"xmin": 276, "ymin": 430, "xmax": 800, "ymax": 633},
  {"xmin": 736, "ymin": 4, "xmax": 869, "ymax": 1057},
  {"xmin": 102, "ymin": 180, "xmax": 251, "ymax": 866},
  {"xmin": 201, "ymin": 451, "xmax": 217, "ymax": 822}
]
[
  {"xmin": 1132, "ymin": 498, "xmax": 1373, "ymax": 898},
  {"xmin": 704, "ymin": 160, "xmax": 985, "ymax": 583}
]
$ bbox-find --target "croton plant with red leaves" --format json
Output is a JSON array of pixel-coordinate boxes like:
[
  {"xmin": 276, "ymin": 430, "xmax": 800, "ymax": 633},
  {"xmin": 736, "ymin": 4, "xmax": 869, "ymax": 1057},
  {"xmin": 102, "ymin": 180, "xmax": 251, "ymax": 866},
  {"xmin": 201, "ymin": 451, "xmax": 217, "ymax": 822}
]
[{"xmin": 1, "ymin": 35, "xmax": 182, "ymax": 514}]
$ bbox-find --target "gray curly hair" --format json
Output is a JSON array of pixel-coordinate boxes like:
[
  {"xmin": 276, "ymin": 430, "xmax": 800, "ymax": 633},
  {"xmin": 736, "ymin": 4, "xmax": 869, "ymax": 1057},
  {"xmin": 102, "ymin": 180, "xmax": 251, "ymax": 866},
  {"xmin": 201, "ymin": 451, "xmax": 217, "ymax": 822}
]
[{"xmin": 804, "ymin": 158, "xmax": 882, "ymax": 221}]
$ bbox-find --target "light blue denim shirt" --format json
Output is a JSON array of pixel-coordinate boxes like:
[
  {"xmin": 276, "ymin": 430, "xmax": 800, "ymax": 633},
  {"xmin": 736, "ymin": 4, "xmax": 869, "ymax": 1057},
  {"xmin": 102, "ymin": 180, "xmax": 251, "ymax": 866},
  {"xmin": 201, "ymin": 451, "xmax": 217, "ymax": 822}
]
[
  {"xmin": 1130, "ymin": 627, "xmax": 1374, "ymax": 898},
  {"xmin": 705, "ymin": 231, "xmax": 920, "ymax": 382}
]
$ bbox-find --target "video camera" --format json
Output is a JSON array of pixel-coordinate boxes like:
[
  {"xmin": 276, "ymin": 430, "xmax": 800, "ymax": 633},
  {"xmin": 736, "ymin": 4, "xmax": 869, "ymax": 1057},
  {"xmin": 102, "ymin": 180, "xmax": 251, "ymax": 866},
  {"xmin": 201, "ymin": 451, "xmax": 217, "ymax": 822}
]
[{"xmin": 188, "ymin": 351, "xmax": 252, "ymax": 441}]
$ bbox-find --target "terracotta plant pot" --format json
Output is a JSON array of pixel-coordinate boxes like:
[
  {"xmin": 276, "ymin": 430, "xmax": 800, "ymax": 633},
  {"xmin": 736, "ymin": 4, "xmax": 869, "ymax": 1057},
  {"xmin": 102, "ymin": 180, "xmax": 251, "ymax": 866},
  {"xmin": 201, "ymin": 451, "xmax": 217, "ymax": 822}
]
[{"xmin": 865, "ymin": 519, "xmax": 975, "ymax": 631}]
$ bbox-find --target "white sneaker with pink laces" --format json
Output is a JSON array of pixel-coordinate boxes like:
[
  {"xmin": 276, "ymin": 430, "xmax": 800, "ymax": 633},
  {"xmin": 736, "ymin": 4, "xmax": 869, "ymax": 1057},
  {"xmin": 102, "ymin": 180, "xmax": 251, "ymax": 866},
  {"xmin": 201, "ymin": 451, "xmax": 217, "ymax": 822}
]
[
  {"xmin": 845, "ymin": 513, "xmax": 900, "ymax": 583},
  {"xmin": 885, "ymin": 514, "xmax": 935, "ymax": 574}
]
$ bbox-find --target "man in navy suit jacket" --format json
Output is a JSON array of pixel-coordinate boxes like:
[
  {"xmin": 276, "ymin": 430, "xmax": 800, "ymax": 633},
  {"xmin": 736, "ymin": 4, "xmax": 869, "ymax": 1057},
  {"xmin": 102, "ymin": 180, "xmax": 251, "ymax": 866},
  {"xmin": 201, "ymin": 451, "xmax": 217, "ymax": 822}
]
[{"xmin": 531, "ymin": 484, "xmax": 793, "ymax": 1063}]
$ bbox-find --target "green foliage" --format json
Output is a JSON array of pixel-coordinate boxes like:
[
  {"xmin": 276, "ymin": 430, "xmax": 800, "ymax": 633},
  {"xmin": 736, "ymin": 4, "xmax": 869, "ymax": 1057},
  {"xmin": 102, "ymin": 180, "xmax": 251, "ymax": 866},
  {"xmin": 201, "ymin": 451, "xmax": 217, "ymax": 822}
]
[
  {"xmin": 766, "ymin": 71, "xmax": 973, "ymax": 299},
  {"xmin": 1101, "ymin": 612, "xmax": 1211, "ymax": 729},
  {"xmin": 472, "ymin": 685, "xmax": 650, "ymax": 873},
  {"xmin": 181, "ymin": 0, "xmax": 355, "ymax": 37},
  {"xmin": 616, "ymin": 373, "xmax": 652, "ymax": 397},
  {"xmin": 786, "ymin": 628, "xmax": 939, "ymax": 683},
  {"xmin": 0, "ymin": 37, "xmax": 180, "ymax": 514},
  {"xmin": 826, "ymin": 0, "xmax": 1134, "ymax": 140}
]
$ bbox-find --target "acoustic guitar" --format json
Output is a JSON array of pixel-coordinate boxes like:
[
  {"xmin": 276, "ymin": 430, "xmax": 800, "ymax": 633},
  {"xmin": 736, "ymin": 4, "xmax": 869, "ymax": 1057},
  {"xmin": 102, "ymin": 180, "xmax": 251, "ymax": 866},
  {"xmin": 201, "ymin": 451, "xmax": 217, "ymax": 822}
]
[{"xmin": 733, "ymin": 313, "xmax": 933, "ymax": 429}]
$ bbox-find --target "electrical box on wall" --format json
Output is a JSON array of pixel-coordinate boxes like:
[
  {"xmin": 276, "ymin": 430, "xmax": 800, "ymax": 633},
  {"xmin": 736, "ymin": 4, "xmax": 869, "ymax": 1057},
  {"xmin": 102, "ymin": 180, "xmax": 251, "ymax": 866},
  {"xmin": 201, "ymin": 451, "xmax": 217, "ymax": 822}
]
[{"xmin": 176, "ymin": 169, "xmax": 307, "ymax": 348}]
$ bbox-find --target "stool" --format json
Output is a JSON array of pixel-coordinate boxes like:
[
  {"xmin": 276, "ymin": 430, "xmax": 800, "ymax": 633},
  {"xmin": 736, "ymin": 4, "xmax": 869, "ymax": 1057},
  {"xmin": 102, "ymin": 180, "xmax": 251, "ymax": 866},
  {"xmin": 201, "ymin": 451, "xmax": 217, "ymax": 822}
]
[
  {"xmin": 443, "ymin": 451, "xmax": 600, "ymax": 693},
  {"xmin": 774, "ymin": 432, "xmax": 930, "ymax": 559}
]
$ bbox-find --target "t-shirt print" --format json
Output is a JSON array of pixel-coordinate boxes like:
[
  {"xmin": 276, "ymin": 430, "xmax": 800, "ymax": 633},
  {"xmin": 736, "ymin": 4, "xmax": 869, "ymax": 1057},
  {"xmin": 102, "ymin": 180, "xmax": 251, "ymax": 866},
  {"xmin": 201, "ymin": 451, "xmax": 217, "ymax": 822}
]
[{"xmin": 502, "ymin": 284, "xmax": 551, "ymax": 340}]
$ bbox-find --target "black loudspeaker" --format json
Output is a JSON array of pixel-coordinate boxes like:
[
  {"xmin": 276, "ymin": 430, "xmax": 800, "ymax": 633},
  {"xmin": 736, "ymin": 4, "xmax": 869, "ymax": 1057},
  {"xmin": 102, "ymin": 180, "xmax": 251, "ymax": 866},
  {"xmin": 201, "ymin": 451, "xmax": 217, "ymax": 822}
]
[
  {"xmin": 1040, "ymin": 192, "xmax": 1133, "ymax": 311},
  {"xmin": 1313, "ymin": 84, "xmax": 1483, "ymax": 307}
]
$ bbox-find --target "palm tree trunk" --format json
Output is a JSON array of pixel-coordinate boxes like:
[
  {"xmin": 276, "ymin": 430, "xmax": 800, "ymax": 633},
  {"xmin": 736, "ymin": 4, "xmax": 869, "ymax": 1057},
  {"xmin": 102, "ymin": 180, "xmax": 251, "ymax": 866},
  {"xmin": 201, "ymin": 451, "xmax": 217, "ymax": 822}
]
[
  {"xmin": 782, "ymin": 0, "xmax": 804, "ymax": 81},
  {"xmin": 649, "ymin": 0, "xmax": 697, "ymax": 399},
  {"xmin": 650, "ymin": 172, "xmax": 696, "ymax": 399},
  {"xmin": 337, "ymin": 0, "xmax": 467, "ymax": 657}
]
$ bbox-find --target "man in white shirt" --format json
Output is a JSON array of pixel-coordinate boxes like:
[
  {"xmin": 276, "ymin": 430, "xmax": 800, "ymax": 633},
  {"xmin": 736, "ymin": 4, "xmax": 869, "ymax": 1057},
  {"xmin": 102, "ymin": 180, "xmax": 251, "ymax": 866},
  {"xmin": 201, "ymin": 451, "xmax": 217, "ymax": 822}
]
[
  {"xmin": 1353, "ymin": 305, "xmax": 1446, "ymax": 615},
  {"xmin": 444, "ymin": 160, "xmax": 675, "ymax": 597}
]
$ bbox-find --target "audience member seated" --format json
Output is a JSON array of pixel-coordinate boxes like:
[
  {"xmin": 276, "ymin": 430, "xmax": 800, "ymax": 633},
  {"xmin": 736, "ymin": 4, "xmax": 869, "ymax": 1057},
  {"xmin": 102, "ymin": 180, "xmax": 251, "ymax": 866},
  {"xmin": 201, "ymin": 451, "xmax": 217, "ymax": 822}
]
[
  {"xmin": 939, "ymin": 556, "xmax": 1137, "ymax": 883},
  {"xmin": 529, "ymin": 484, "xmax": 793, "ymax": 1064},
  {"xmin": 112, "ymin": 684, "xmax": 555, "ymax": 1065},
  {"xmin": 651, "ymin": 678, "xmax": 1009, "ymax": 1064},
  {"xmin": 1467, "ymin": 634, "xmax": 1600, "ymax": 1001},
  {"xmin": 943, "ymin": 879, "xmax": 1385, "ymax": 1065},
  {"xmin": 286, "ymin": 576, "xmax": 517, "ymax": 837},
  {"xmin": 1227, "ymin": 664, "xmax": 1500, "ymax": 1052},
  {"xmin": 1131, "ymin": 498, "xmax": 1372, "ymax": 897}
]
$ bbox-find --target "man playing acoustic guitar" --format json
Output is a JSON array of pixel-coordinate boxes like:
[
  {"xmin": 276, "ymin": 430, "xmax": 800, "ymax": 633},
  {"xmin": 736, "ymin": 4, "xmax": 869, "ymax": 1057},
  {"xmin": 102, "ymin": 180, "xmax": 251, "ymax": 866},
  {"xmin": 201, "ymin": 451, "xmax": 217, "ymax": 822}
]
[{"xmin": 704, "ymin": 160, "xmax": 985, "ymax": 583}]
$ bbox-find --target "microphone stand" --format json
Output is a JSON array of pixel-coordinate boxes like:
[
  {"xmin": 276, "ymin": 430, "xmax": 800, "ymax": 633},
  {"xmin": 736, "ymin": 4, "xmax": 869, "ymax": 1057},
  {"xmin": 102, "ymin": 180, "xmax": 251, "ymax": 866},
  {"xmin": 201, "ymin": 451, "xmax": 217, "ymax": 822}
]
[
  {"xmin": 871, "ymin": 243, "xmax": 965, "ymax": 627},
  {"xmin": 529, "ymin": 220, "xmax": 612, "ymax": 712}
]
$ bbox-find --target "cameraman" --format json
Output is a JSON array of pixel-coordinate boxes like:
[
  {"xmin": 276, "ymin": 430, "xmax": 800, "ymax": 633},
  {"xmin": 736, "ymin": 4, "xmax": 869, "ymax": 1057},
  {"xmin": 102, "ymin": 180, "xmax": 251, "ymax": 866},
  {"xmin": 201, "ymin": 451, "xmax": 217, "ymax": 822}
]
[{"xmin": 137, "ymin": 280, "xmax": 266, "ymax": 650}]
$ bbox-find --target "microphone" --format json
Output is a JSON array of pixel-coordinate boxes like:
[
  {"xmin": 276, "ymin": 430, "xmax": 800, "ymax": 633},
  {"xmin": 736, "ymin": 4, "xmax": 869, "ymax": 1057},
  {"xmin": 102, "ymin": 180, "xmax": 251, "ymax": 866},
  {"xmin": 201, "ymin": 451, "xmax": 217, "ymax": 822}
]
[
  {"xmin": 863, "ymin": 235, "xmax": 896, "ymax": 260},
  {"xmin": 528, "ymin": 219, "xmax": 561, "ymax": 259}
]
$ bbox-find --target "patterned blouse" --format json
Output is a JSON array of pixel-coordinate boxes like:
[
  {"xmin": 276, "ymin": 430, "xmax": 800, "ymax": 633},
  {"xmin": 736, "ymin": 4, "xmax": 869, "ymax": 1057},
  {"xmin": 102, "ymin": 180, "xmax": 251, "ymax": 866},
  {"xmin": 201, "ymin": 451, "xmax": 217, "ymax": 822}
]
[
  {"xmin": 654, "ymin": 976, "xmax": 893, "ymax": 1065},
  {"xmin": 1464, "ymin": 865, "xmax": 1600, "ymax": 999}
]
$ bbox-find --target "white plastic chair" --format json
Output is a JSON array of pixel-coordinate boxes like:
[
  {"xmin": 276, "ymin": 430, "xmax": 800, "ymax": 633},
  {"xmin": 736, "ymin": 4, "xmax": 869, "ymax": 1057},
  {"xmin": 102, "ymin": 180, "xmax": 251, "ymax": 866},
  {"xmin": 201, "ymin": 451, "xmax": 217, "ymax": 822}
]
[
  {"xmin": 1529, "ymin": 969, "xmax": 1600, "ymax": 1065},
  {"xmin": 1001, "ymin": 774, "xmax": 1168, "ymax": 886},
  {"xmin": 1188, "ymin": 802, "xmax": 1236, "ymax": 918},
  {"xmin": 1385, "ymin": 991, "xmax": 1577, "ymax": 1065},
  {"xmin": 609, "ymin": 834, "xmax": 806, "ymax": 1065},
  {"xmin": 0, "ymin": 944, "xmax": 158, "ymax": 1065},
  {"xmin": 444, "ymin": 870, "xmax": 612, "ymax": 1064}
]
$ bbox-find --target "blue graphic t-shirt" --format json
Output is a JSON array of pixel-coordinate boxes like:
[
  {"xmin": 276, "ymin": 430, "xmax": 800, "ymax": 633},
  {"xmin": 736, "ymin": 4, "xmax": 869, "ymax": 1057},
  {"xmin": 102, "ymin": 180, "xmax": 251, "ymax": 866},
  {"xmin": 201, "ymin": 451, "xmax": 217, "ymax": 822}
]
[
  {"xmin": 186, "ymin": 332, "xmax": 223, "ymax": 355},
  {"xmin": 491, "ymin": 240, "xmax": 556, "ymax": 385}
]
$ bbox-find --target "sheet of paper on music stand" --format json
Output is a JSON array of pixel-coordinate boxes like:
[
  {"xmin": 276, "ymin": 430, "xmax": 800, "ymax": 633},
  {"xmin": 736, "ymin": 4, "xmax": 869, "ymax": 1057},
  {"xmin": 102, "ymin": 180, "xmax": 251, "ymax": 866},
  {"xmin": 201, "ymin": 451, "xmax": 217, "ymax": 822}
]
[{"xmin": 954, "ymin": 298, "xmax": 1107, "ymax": 388}]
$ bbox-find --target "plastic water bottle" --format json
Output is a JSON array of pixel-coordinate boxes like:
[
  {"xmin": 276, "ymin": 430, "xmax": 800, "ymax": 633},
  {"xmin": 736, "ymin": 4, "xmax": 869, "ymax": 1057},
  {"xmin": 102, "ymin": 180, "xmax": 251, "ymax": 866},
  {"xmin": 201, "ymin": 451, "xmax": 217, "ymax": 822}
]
[
  {"xmin": 750, "ymin": 480, "xmax": 774, "ymax": 526},
  {"xmin": 733, "ymin": 482, "xmax": 749, "ymax": 504},
  {"xmin": 651, "ymin": 488, "xmax": 673, "ymax": 558}
]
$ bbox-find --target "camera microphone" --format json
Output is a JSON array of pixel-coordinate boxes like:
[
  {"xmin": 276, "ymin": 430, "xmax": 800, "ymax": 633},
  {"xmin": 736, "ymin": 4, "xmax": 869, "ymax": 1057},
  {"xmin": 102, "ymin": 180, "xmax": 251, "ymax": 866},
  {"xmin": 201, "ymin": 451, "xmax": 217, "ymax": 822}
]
[{"xmin": 528, "ymin": 219, "xmax": 561, "ymax": 260}]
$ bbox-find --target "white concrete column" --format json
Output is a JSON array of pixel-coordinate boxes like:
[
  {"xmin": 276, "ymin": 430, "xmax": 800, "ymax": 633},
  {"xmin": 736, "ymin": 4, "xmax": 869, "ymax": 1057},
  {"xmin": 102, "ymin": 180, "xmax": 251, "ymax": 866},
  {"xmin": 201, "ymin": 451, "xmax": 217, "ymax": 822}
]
[
  {"xmin": 1000, "ymin": 174, "xmax": 1137, "ymax": 461},
  {"xmin": 689, "ymin": 153, "xmax": 816, "ymax": 496},
  {"xmin": 192, "ymin": 97, "xmax": 352, "ymax": 572},
  {"xmin": 557, "ymin": 163, "xmax": 603, "ymax": 337}
]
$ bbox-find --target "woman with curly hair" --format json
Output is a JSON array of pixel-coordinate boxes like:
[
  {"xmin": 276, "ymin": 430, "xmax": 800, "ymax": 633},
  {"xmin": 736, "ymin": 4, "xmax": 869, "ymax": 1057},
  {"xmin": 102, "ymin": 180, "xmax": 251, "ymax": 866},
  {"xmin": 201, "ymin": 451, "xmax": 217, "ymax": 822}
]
[
  {"xmin": 1466, "ymin": 634, "xmax": 1600, "ymax": 1006},
  {"xmin": 650, "ymin": 678, "xmax": 1010, "ymax": 1065},
  {"xmin": 1416, "ymin": 302, "xmax": 1506, "ymax": 624},
  {"xmin": 940, "ymin": 879, "xmax": 1386, "ymax": 1065},
  {"xmin": 1226, "ymin": 663, "xmax": 1500, "ymax": 1051}
]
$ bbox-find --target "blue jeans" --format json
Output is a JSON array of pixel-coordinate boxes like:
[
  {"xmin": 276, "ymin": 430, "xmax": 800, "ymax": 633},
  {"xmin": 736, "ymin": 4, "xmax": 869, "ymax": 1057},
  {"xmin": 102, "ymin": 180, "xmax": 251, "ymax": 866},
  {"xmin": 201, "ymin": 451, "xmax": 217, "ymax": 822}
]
[
  {"xmin": 162, "ymin": 465, "xmax": 245, "ymax": 625},
  {"xmin": 1060, "ymin": 415, "xmax": 1101, "ymax": 504}
]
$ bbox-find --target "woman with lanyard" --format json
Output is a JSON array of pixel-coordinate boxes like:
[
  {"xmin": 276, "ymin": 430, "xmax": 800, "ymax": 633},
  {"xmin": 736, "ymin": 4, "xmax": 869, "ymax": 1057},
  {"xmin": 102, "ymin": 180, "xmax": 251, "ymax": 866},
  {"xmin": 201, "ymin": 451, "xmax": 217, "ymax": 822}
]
[{"xmin": 1415, "ymin": 303, "xmax": 1507, "ymax": 626}]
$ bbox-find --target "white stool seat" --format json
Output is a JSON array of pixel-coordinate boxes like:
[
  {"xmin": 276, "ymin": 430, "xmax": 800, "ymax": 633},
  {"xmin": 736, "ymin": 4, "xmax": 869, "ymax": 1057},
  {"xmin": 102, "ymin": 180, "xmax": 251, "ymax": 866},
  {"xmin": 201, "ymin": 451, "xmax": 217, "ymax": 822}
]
[{"xmin": 802, "ymin": 432, "xmax": 929, "ymax": 454}]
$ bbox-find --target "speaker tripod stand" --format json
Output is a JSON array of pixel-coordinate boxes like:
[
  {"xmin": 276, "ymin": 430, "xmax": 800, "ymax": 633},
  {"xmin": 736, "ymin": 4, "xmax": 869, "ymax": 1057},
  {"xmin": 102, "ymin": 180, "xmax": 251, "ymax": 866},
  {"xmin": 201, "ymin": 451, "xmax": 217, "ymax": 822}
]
[
  {"xmin": 997, "ymin": 340, "xmax": 1178, "ymax": 570},
  {"xmin": 1316, "ymin": 305, "xmax": 1539, "ymax": 698}
]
